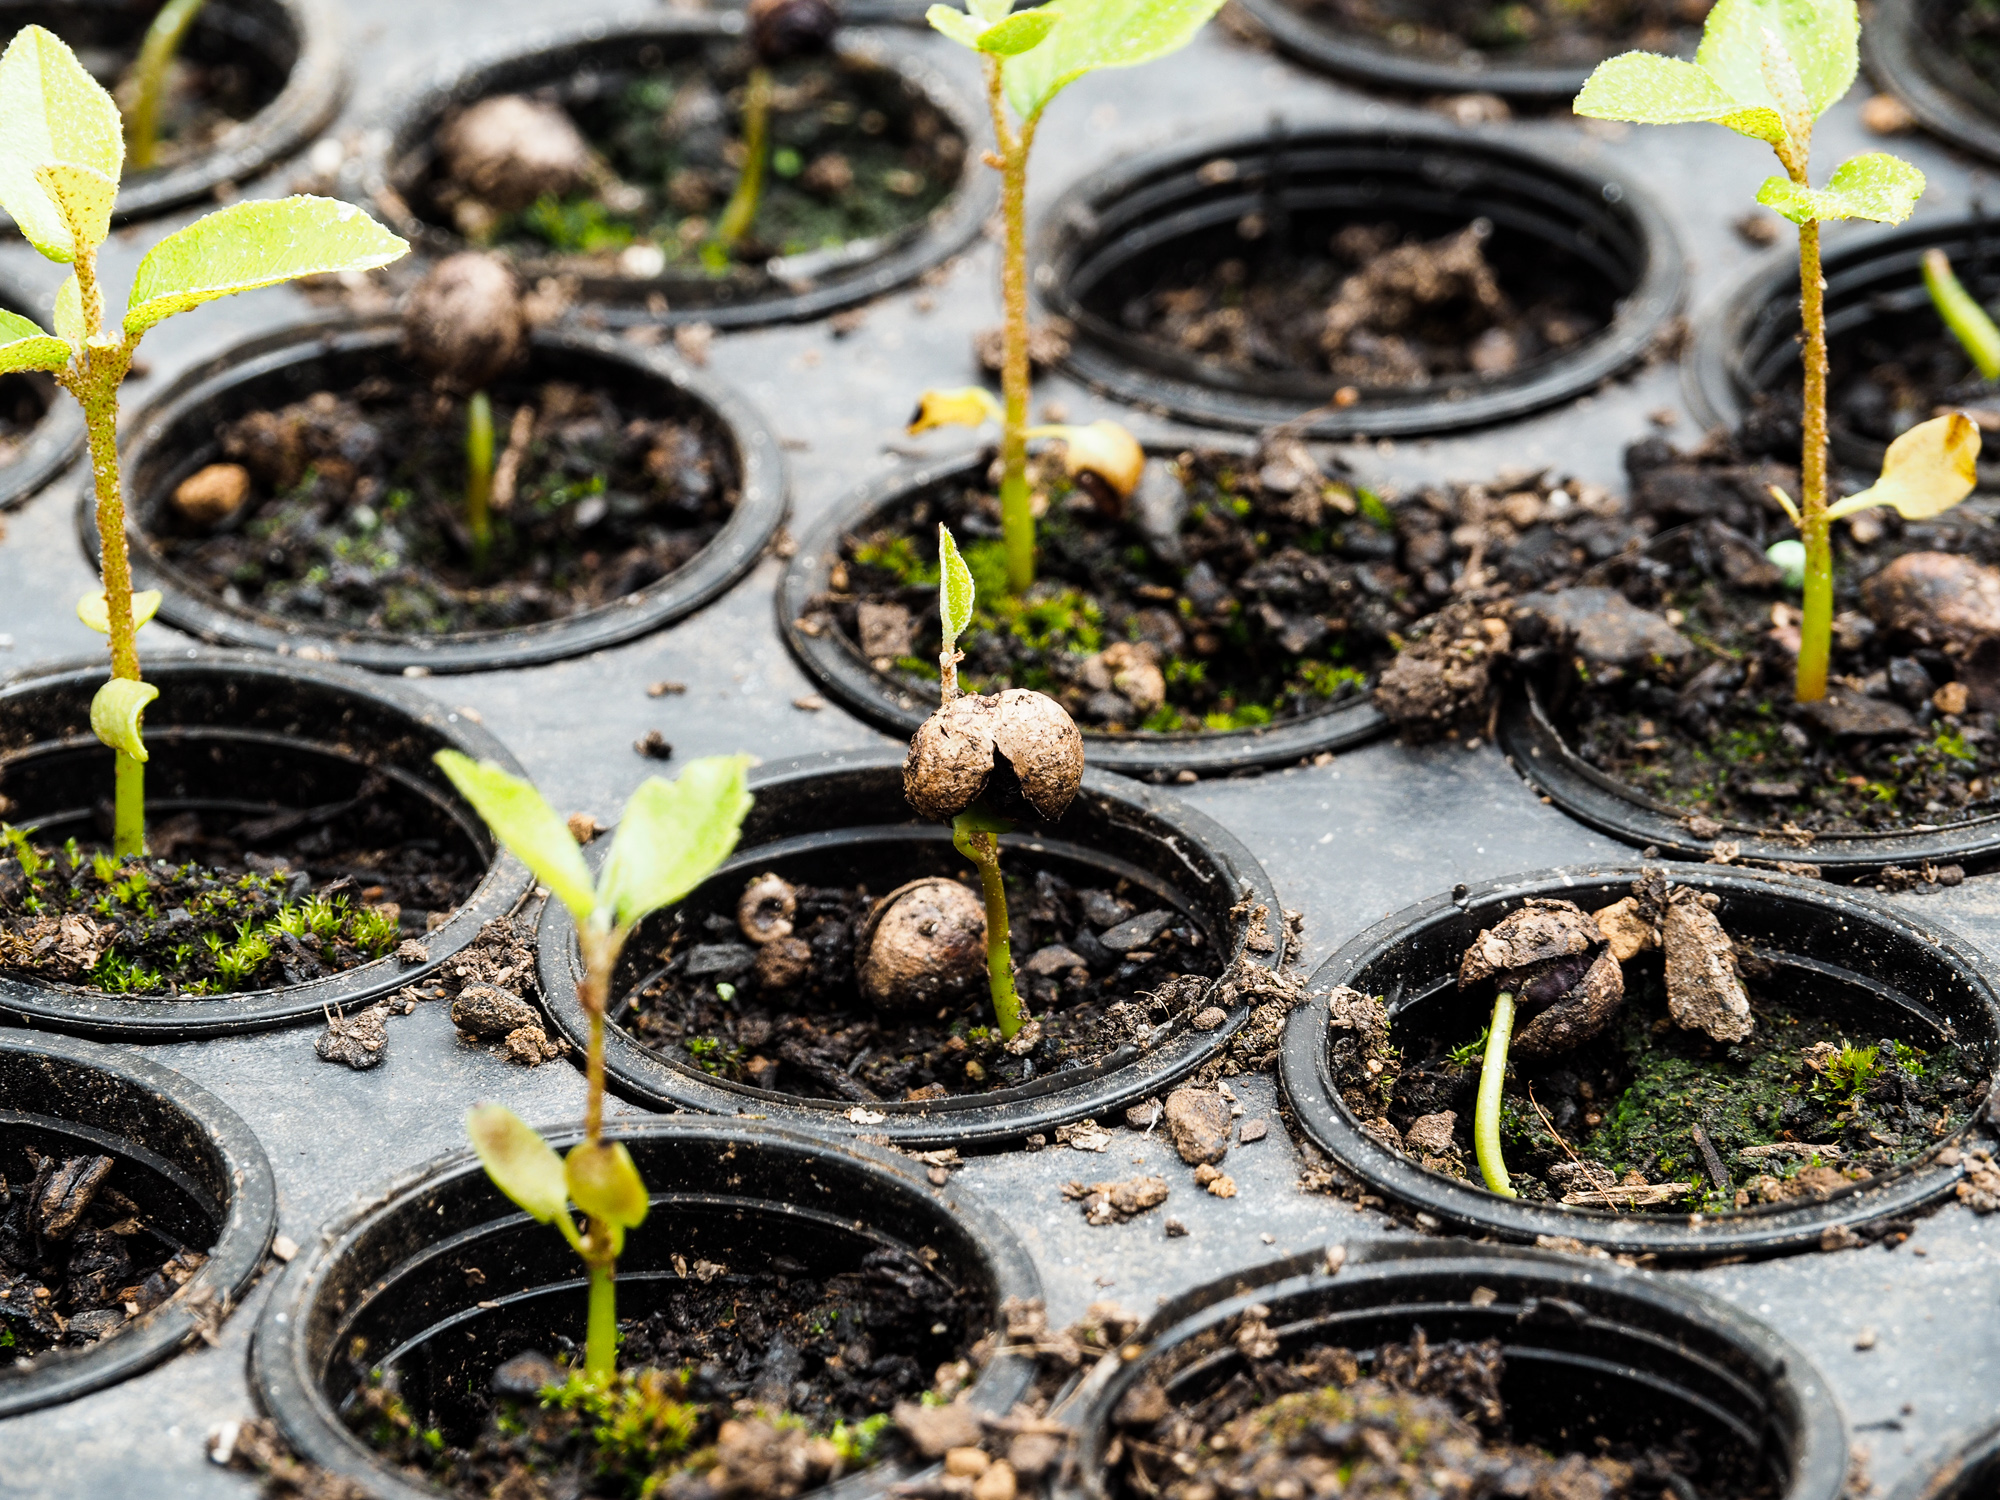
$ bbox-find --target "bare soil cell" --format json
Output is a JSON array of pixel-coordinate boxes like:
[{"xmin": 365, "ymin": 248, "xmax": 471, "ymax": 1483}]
[
  {"xmin": 1275, "ymin": 0, "xmax": 1709, "ymax": 69},
  {"xmin": 620, "ymin": 858, "xmax": 1221, "ymax": 1103},
  {"xmin": 0, "ymin": 374, "xmax": 48, "ymax": 472},
  {"xmin": 1112, "ymin": 1330, "xmax": 1745, "ymax": 1500},
  {"xmin": 350, "ymin": 1243, "xmax": 971, "ymax": 1498},
  {"xmin": 147, "ymin": 373, "xmax": 738, "ymax": 638}
]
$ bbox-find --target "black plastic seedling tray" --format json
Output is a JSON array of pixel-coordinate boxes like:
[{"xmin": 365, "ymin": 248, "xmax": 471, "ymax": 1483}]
[{"xmin": 4, "ymin": 0, "xmax": 2000, "ymax": 1494}]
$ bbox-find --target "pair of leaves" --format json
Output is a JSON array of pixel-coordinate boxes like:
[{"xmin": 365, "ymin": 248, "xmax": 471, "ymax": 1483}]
[
  {"xmin": 434, "ymin": 751, "xmax": 753, "ymax": 932},
  {"xmin": 76, "ymin": 588, "xmax": 161, "ymax": 634},
  {"xmin": 467, "ymin": 1104, "xmax": 649, "ymax": 1234}
]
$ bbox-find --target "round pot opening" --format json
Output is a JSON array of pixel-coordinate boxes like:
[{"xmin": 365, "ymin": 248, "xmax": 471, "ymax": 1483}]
[
  {"xmin": 1280, "ymin": 864, "xmax": 2000, "ymax": 1258},
  {"xmin": 0, "ymin": 0, "xmax": 342, "ymax": 224},
  {"xmin": 1862, "ymin": 0, "xmax": 2000, "ymax": 168},
  {"xmin": 0, "ymin": 651, "xmax": 532, "ymax": 1037},
  {"xmin": 99, "ymin": 316, "xmax": 785, "ymax": 674},
  {"xmin": 0, "ymin": 1029, "xmax": 276, "ymax": 1417},
  {"xmin": 368, "ymin": 16, "xmax": 995, "ymax": 328},
  {"xmin": 253, "ymin": 1119, "xmax": 1039, "ymax": 1500},
  {"xmin": 538, "ymin": 750, "xmax": 1288, "ymax": 1148},
  {"xmin": 779, "ymin": 446, "xmax": 1398, "ymax": 778},
  {"xmin": 1037, "ymin": 120, "xmax": 1684, "ymax": 439},
  {"xmin": 1069, "ymin": 1243, "xmax": 1847, "ymax": 1500},
  {"xmin": 1891, "ymin": 1419, "xmax": 2000, "ymax": 1499}
]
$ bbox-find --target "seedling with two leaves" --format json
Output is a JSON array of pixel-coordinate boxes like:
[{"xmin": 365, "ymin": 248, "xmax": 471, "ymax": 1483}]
[{"xmin": 437, "ymin": 752, "xmax": 752, "ymax": 1380}]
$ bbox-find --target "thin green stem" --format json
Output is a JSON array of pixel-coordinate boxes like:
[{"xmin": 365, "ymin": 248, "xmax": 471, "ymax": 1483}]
[
  {"xmin": 987, "ymin": 58, "xmax": 1036, "ymax": 596},
  {"xmin": 953, "ymin": 818, "xmax": 1021, "ymax": 1037},
  {"xmin": 1924, "ymin": 247, "xmax": 2000, "ymax": 381},
  {"xmin": 578, "ymin": 926, "xmax": 618, "ymax": 1145},
  {"xmin": 124, "ymin": 0, "xmax": 207, "ymax": 171},
  {"xmin": 465, "ymin": 390, "xmax": 494, "ymax": 565},
  {"xmin": 1474, "ymin": 990, "xmax": 1517, "ymax": 1198},
  {"xmin": 1795, "ymin": 218, "xmax": 1832, "ymax": 704},
  {"xmin": 583, "ymin": 1232, "xmax": 618, "ymax": 1380},
  {"xmin": 713, "ymin": 66, "xmax": 772, "ymax": 250}
]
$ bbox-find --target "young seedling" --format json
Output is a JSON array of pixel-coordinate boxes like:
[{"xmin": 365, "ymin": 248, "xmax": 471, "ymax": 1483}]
[
  {"xmin": 0, "ymin": 26, "xmax": 406, "ymax": 856},
  {"xmin": 712, "ymin": 0, "xmax": 840, "ymax": 256},
  {"xmin": 438, "ymin": 752, "xmax": 752, "ymax": 1380},
  {"xmin": 916, "ymin": 0, "xmax": 1222, "ymax": 593},
  {"xmin": 900, "ymin": 524, "xmax": 1082, "ymax": 1037},
  {"xmin": 121, "ymin": 0, "xmax": 207, "ymax": 171},
  {"xmin": 1923, "ymin": 247, "xmax": 2000, "ymax": 381},
  {"xmin": 1576, "ymin": 0, "xmax": 1979, "ymax": 703}
]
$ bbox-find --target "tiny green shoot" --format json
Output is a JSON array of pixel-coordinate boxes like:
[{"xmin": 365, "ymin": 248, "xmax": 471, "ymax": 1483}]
[
  {"xmin": 121, "ymin": 0, "xmax": 207, "ymax": 172},
  {"xmin": 466, "ymin": 389, "xmax": 495, "ymax": 565},
  {"xmin": 1923, "ymin": 247, "xmax": 2000, "ymax": 381},
  {"xmin": 1473, "ymin": 990, "xmax": 1517, "ymax": 1198}
]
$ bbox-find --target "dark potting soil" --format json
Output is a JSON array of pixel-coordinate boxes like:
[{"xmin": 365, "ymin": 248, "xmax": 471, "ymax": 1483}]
[
  {"xmin": 148, "ymin": 375, "xmax": 737, "ymax": 637},
  {"xmin": 1111, "ymin": 1330, "xmax": 1740, "ymax": 1500},
  {"xmin": 349, "ymin": 1244, "xmax": 969, "ymax": 1498},
  {"xmin": 0, "ymin": 374, "xmax": 48, "ymax": 471},
  {"xmin": 1278, "ymin": 0, "xmax": 1708, "ymax": 66},
  {"xmin": 0, "ymin": 1140, "xmax": 209, "ymax": 1356},
  {"xmin": 1113, "ymin": 219, "xmax": 1607, "ymax": 391},
  {"xmin": 1937, "ymin": 0, "xmax": 2000, "ymax": 96},
  {"xmin": 0, "ymin": 801, "xmax": 476, "ymax": 996},
  {"xmin": 815, "ymin": 445, "xmax": 1431, "ymax": 735},
  {"xmin": 620, "ymin": 864, "xmax": 1221, "ymax": 1102},
  {"xmin": 428, "ymin": 45, "xmax": 963, "ymax": 285}
]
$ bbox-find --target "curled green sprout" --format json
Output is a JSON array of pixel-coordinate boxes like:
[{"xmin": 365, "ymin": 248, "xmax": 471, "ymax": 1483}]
[{"xmin": 1473, "ymin": 991, "xmax": 1517, "ymax": 1199}]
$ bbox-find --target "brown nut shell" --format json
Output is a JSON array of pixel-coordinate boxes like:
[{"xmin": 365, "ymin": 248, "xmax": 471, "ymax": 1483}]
[
  {"xmin": 404, "ymin": 252, "xmax": 526, "ymax": 389},
  {"xmin": 737, "ymin": 872, "xmax": 798, "ymax": 945},
  {"xmin": 1457, "ymin": 898, "xmax": 1600, "ymax": 990},
  {"xmin": 904, "ymin": 695, "xmax": 1001, "ymax": 821},
  {"xmin": 989, "ymin": 688, "xmax": 1084, "ymax": 821},
  {"xmin": 436, "ymin": 94, "xmax": 592, "ymax": 215},
  {"xmin": 857, "ymin": 878, "xmax": 986, "ymax": 1009}
]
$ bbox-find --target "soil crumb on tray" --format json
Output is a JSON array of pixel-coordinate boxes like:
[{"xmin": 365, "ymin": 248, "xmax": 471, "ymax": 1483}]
[
  {"xmin": 348, "ymin": 1244, "xmax": 970, "ymax": 1498},
  {"xmin": 1115, "ymin": 1329, "xmax": 1737, "ymax": 1499},
  {"xmin": 1281, "ymin": 0, "xmax": 1709, "ymax": 68},
  {"xmin": 621, "ymin": 864, "xmax": 1220, "ymax": 1101},
  {"xmin": 150, "ymin": 375, "xmax": 737, "ymax": 637}
]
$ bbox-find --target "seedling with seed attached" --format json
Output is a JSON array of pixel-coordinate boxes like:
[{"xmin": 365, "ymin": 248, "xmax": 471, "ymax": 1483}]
[
  {"xmin": 438, "ymin": 752, "xmax": 751, "ymax": 1380},
  {"xmin": 1576, "ymin": 0, "xmax": 1979, "ymax": 703},
  {"xmin": 712, "ymin": 0, "xmax": 841, "ymax": 259},
  {"xmin": 0, "ymin": 26, "xmax": 406, "ymax": 856}
]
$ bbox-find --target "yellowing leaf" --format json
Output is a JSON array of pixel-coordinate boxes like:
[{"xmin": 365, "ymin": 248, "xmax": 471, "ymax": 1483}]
[
  {"xmin": 565, "ymin": 1141, "xmax": 650, "ymax": 1229},
  {"xmin": 909, "ymin": 386, "xmax": 1003, "ymax": 434},
  {"xmin": 938, "ymin": 523, "xmax": 975, "ymax": 645},
  {"xmin": 89, "ymin": 677, "xmax": 159, "ymax": 761},
  {"xmin": 1826, "ymin": 412, "xmax": 1981, "ymax": 521},
  {"xmin": 1003, "ymin": 0, "xmax": 1224, "ymax": 124},
  {"xmin": 0, "ymin": 306, "xmax": 68, "ymax": 375},
  {"xmin": 467, "ymin": 1104, "xmax": 570, "ymax": 1223},
  {"xmin": 124, "ymin": 196, "xmax": 408, "ymax": 337},
  {"xmin": 433, "ymin": 751, "xmax": 597, "ymax": 920},
  {"xmin": 597, "ymin": 755, "xmax": 754, "ymax": 929},
  {"xmin": 33, "ymin": 161, "xmax": 114, "ymax": 255},
  {"xmin": 0, "ymin": 26, "xmax": 123, "ymax": 263},
  {"xmin": 1755, "ymin": 152, "xmax": 1925, "ymax": 226},
  {"xmin": 76, "ymin": 589, "xmax": 162, "ymax": 634},
  {"xmin": 1046, "ymin": 419, "xmax": 1144, "ymax": 498},
  {"xmin": 980, "ymin": 7, "xmax": 1059, "ymax": 53}
]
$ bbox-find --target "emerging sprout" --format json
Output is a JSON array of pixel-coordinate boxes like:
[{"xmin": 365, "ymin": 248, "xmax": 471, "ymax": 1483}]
[
  {"xmin": 121, "ymin": 0, "xmax": 206, "ymax": 171},
  {"xmin": 1576, "ymin": 0, "xmax": 1979, "ymax": 705},
  {"xmin": 438, "ymin": 751, "xmax": 752, "ymax": 1381},
  {"xmin": 713, "ymin": 0, "xmax": 842, "ymax": 254},
  {"xmin": 0, "ymin": 25, "xmax": 406, "ymax": 856},
  {"xmin": 1923, "ymin": 247, "xmax": 2000, "ymax": 382},
  {"xmin": 918, "ymin": 0, "xmax": 1223, "ymax": 594}
]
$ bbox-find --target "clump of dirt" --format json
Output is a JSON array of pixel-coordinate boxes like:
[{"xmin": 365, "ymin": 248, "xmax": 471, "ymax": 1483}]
[
  {"xmin": 1115, "ymin": 217, "xmax": 1605, "ymax": 389},
  {"xmin": 0, "ymin": 1141, "xmax": 209, "ymax": 1355},
  {"xmin": 148, "ymin": 373, "xmax": 737, "ymax": 638},
  {"xmin": 1285, "ymin": 0, "xmax": 1709, "ymax": 68},
  {"xmin": 348, "ymin": 1243, "xmax": 971, "ymax": 1499},
  {"xmin": 1112, "ymin": 1328, "xmax": 1733, "ymax": 1499},
  {"xmin": 621, "ymin": 862, "xmax": 1220, "ymax": 1102},
  {"xmin": 416, "ymin": 44, "xmax": 962, "ymax": 292},
  {"xmin": 0, "ymin": 801, "xmax": 476, "ymax": 997}
]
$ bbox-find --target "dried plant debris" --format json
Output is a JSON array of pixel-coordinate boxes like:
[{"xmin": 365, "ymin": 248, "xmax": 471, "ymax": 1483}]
[
  {"xmin": 1333, "ymin": 874, "xmax": 1982, "ymax": 1214},
  {"xmin": 315, "ymin": 1003, "xmax": 390, "ymax": 1070},
  {"xmin": 1065, "ymin": 1175, "xmax": 1170, "ymax": 1225}
]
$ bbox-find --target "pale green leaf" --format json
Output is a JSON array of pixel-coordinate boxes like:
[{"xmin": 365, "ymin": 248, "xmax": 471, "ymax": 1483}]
[
  {"xmin": 467, "ymin": 1104, "xmax": 570, "ymax": 1223},
  {"xmin": 938, "ymin": 523, "xmax": 975, "ymax": 646},
  {"xmin": 1766, "ymin": 538, "xmax": 1806, "ymax": 589},
  {"xmin": 969, "ymin": 0, "xmax": 1015, "ymax": 20},
  {"xmin": 1756, "ymin": 153, "xmax": 1925, "ymax": 224},
  {"xmin": 124, "ymin": 196, "xmax": 408, "ymax": 337},
  {"xmin": 0, "ymin": 26, "xmax": 123, "ymax": 263},
  {"xmin": 52, "ymin": 273, "xmax": 82, "ymax": 345},
  {"xmin": 565, "ymin": 1141, "xmax": 649, "ymax": 1228},
  {"xmin": 34, "ymin": 161, "xmax": 114, "ymax": 255},
  {"xmin": 432, "ymin": 750, "xmax": 597, "ymax": 919},
  {"xmin": 1826, "ymin": 412, "xmax": 1980, "ymax": 521},
  {"xmin": 980, "ymin": 7, "xmax": 1059, "ymax": 53},
  {"xmin": 89, "ymin": 678, "xmax": 158, "ymax": 761},
  {"xmin": 1697, "ymin": 0, "xmax": 1856, "ymax": 120},
  {"xmin": 0, "ymin": 307, "xmax": 67, "ymax": 374},
  {"xmin": 1003, "ymin": 0, "xmax": 1224, "ymax": 124},
  {"xmin": 77, "ymin": 589, "xmax": 161, "ymax": 634},
  {"xmin": 926, "ymin": 4, "xmax": 988, "ymax": 46},
  {"xmin": 597, "ymin": 755, "xmax": 754, "ymax": 930},
  {"xmin": 1572, "ymin": 51, "xmax": 1789, "ymax": 145}
]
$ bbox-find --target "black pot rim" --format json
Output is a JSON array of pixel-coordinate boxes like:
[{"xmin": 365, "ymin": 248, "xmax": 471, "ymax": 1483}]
[
  {"xmin": 1279, "ymin": 862, "xmax": 2000, "ymax": 1258},
  {"xmin": 1033, "ymin": 115, "xmax": 1687, "ymax": 440},
  {"xmin": 0, "ymin": 0, "xmax": 345, "ymax": 228},
  {"xmin": 0, "ymin": 649, "xmax": 535, "ymax": 1038},
  {"xmin": 250, "ymin": 1114, "xmax": 1042, "ymax": 1500},
  {"xmin": 90, "ymin": 313, "xmax": 789, "ymax": 675},
  {"xmin": 536, "ymin": 746, "xmax": 1290, "ymax": 1148},
  {"xmin": 1497, "ymin": 678, "xmax": 2000, "ymax": 874},
  {"xmin": 1231, "ymin": 0, "xmax": 1635, "ymax": 100},
  {"xmin": 1060, "ymin": 1239, "xmax": 1850, "ymax": 1500},
  {"xmin": 0, "ymin": 1029, "xmax": 278, "ymax": 1417},
  {"xmin": 1888, "ymin": 1415, "xmax": 2000, "ymax": 1499},
  {"xmin": 360, "ymin": 10, "xmax": 997, "ymax": 330},
  {"xmin": 776, "ymin": 446, "xmax": 1390, "ymax": 776},
  {"xmin": 1862, "ymin": 0, "xmax": 2000, "ymax": 168}
]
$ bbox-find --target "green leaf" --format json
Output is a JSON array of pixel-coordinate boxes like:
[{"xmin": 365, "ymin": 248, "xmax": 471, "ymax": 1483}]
[
  {"xmin": 938, "ymin": 523, "xmax": 975, "ymax": 647},
  {"xmin": 1754, "ymin": 151, "xmax": 1924, "ymax": 225},
  {"xmin": 52, "ymin": 273, "xmax": 81, "ymax": 345},
  {"xmin": 432, "ymin": 751, "xmax": 597, "ymax": 920},
  {"xmin": 980, "ymin": 7, "xmax": 1059, "ymax": 53},
  {"xmin": 1003, "ymin": 0, "xmax": 1225, "ymax": 124},
  {"xmin": 89, "ymin": 678, "xmax": 158, "ymax": 761},
  {"xmin": 34, "ymin": 161, "xmax": 114, "ymax": 254},
  {"xmin": 467, "ymin": 1104, "xmax": 570, "ymax": 1223},
  {"xmin": 926, "ymin": 4, "xmax": 988, "ymax": 46},
  {"xmin": 970, "ymin": 0, "xmax": 1016, "ymax": 19},
  {"xmin": 0, "ymin": 307, "xmax": 68, "ymax": 374},
  {"xmin": 76, "ymin": 589, "xmax": 162, "ymax": 634},
  {"xmin": 1697, "ymin": 0, "xmax": 1856, "ymax": 122},
  {"xmin": 123, "ymin": 196, "xmax": 408, "ymax": 337},
  {"xmin": 1573, "ymin": 50, "xmax": 1787, "ymax": 146},
  {"xmin": 0, "ymin": 26, "xmax": 123, "ymax": 263},
  {"xmin": 565, "ymin": 1141, "xmax": 649, "ymax": 1228},
  {"xmin": 597, "ymin": 755, "xmax": 754, "ymax": 930}
]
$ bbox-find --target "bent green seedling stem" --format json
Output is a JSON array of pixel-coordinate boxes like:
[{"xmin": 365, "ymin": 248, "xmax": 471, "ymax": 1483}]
[{"xmin": 1474, "ymin": 991, "xmax": 1517, "ymax": 1198}]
